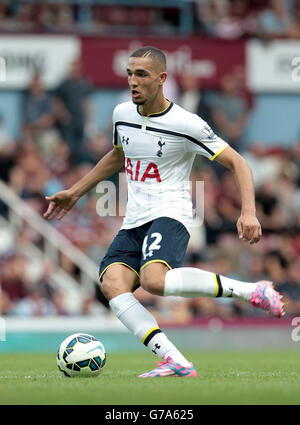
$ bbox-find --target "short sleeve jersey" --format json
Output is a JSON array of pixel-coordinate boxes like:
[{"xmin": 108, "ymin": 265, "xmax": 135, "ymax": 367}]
[{"xmin": 112, "ymin": 101, "xmax": 228, "ymax": 234}]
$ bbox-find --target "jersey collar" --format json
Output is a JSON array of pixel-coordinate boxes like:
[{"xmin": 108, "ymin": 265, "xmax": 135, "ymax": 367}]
[{"xmin": 137, "ymin": 101, "xmax": 173, "ymax": 118}]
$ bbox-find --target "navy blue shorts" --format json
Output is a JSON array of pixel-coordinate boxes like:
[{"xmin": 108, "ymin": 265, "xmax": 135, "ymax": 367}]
[{"xmin": 99, "ymin": 217, "xmax": 190, "ymax": 284}]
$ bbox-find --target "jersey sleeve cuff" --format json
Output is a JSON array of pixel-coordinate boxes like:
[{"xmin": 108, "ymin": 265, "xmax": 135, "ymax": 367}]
[{"xmin": 209, "ymin": 144, "xmax": 228, "ymax": 161}]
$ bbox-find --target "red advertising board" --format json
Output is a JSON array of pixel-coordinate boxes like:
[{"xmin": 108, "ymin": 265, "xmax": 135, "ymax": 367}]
[{"xmin": 81, "ymin": 36, "xmax": 245, "ymax": 88}]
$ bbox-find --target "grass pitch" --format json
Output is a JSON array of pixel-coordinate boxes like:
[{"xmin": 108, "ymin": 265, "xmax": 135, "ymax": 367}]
[{"xmin": 0, "ymin": 350, "xmax": 300, "ymax": 405}]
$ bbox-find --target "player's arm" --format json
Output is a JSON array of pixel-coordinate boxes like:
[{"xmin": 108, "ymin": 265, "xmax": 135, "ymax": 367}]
[
  {"xmin": 214, "ymin": 145, "xmax": 262, "ymax": 245},
  {"xmin": 44, "ymin": 147, "xmax": 125, "ymax": 221}
]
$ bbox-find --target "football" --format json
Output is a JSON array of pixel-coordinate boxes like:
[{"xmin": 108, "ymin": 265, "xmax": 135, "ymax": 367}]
[{"xmin": 57, "ymin": 333, "xmax": 106, "ymax": 377}]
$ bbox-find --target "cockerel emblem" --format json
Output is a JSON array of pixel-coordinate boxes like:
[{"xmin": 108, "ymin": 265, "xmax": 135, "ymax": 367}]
[{"xmin": 156, "ymin": 138, "xmax": 165, "ymax": 157}]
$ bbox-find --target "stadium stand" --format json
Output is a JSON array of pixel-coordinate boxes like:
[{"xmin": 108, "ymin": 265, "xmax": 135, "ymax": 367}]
[{"xmin": 0, "ymin": 0, "xmax": 300, "ymax": 327}]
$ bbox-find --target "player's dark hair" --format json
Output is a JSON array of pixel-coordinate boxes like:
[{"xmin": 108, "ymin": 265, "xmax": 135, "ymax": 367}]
[{"xmin": 130, "ymin": 46, "xmax": 166, "ymax": 71}]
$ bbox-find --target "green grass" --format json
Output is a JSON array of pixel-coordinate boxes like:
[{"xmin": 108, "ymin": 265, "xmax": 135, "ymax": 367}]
[{"xmin": 1, "ymin": 350, "xmax": 300, "ymax": 405}]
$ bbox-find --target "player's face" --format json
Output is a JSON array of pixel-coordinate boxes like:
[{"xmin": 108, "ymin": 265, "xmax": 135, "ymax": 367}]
[{"xmin": 127, "ymin": 57, "xmax": 165, "ymax": 105}]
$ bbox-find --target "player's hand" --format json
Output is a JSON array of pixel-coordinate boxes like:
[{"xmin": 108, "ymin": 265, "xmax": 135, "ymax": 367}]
[
  {"xmin": 236, "ymin": 213, "xmax": 262, "ymax": 245},
  {"xmin": 43, "ymin": 190, "xmax": 79, "ymax": 221}
]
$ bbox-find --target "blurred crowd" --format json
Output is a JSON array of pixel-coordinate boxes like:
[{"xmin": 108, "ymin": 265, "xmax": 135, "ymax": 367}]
[
  {"xmin": 194, "ymin": 0, "xmax": 300, "ymax": 39},
  {"xmin": 0, "ymin": 51, "xmax": 300, "ymax": 323},
  {"xmin": 0, "ymin": 0, "xmax": 300, "ymax": 39}
]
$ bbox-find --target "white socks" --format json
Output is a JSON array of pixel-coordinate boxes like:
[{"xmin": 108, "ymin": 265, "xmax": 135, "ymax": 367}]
[
  {"xmin": 164, "ymin": 267, "xmax": 257, "ymax": 301},
  {"xmin": 108, "ymin": 268, "xmax": 257, "ymax": 367},
  {"xmin": 109, "ymin": 292, "xmax": 190, "ymax": 366}
]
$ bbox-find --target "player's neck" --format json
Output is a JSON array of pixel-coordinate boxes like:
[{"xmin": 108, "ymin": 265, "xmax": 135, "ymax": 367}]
[{"xmin": 138, "ymin": 96, "xmax": 170, "ymax": 117}]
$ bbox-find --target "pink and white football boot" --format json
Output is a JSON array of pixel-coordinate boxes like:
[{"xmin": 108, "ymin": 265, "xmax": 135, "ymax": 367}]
[
  {"xmin": 249, "ymin": 281, "xmax": 284, "ymax": 318},
  {"xmin": 138, "ymin": 357, "xmax": 197, "ymax": 378}
]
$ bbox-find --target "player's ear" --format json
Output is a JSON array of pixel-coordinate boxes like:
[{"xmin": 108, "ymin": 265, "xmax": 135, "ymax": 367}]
[{"xmin": 159, "ymin": 72, "xmax": 167, "ymax": 86}]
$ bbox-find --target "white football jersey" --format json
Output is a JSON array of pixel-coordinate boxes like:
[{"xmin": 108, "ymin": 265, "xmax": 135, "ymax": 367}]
[{"xmin": 112, "ymin": 101, "xmax": 228, "ymax": 234}]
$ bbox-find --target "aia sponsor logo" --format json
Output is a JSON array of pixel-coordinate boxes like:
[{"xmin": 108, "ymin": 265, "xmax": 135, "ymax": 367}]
[{"xmin": 125, "ymin": 158, "xmax": 161, "ymax": 182}]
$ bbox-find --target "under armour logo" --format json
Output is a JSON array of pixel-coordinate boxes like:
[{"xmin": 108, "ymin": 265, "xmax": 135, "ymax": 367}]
[
  {"xmin": 152, "ymin": 343, "xmax": 161, "ymax": 354},
  {"xmin": 156, "ymin": 138, "xmax": 165, "ymax": 157},
  {"xmin": 121, "ymin": 136, "xmax": 129, "ymax": 145},
  {"xmin": 227, "ymin": 288, "xmax": 234, "ymax": 298}
]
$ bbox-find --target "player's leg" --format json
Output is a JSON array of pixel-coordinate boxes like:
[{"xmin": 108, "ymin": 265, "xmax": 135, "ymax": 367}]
[
  {"xmin": 99, "ymin": 226, "xmax": 196, "ymax": 378},
  {"xmin": 141, "ymin": 262, "xmax": 284, "ymax": 317},
  {"xmin": 101, "ymin": 265, "xmax": 196, "ymax": 378},
  {"xmin": 139, "ymin": 217, "xmax": 284, "ymax": 318}
]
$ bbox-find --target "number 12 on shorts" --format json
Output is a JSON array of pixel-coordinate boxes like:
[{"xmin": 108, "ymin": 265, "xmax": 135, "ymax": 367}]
[{"xmin": 142, "ymin": 232, "xmax": 162, "ymax": 260}]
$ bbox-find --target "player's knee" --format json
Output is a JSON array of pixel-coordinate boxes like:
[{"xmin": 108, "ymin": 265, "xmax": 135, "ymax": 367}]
[
  {"xmin": 140, "ymin": 278, "xmax": 162, "ymax": 295},
  {"xmin": 100, "ymin": 278, "xmax": 115, "ymax": 301},
  {"xmin": 100, "ymin": 265, "xmax": 136, "ymax": 301},
  {"xmin": 100, "ymin": 273, "xmax": 124, "ymax": 301},
  {"xmin": 140, "ymin": 266, "xmax": 166, "ymax": 296}
]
